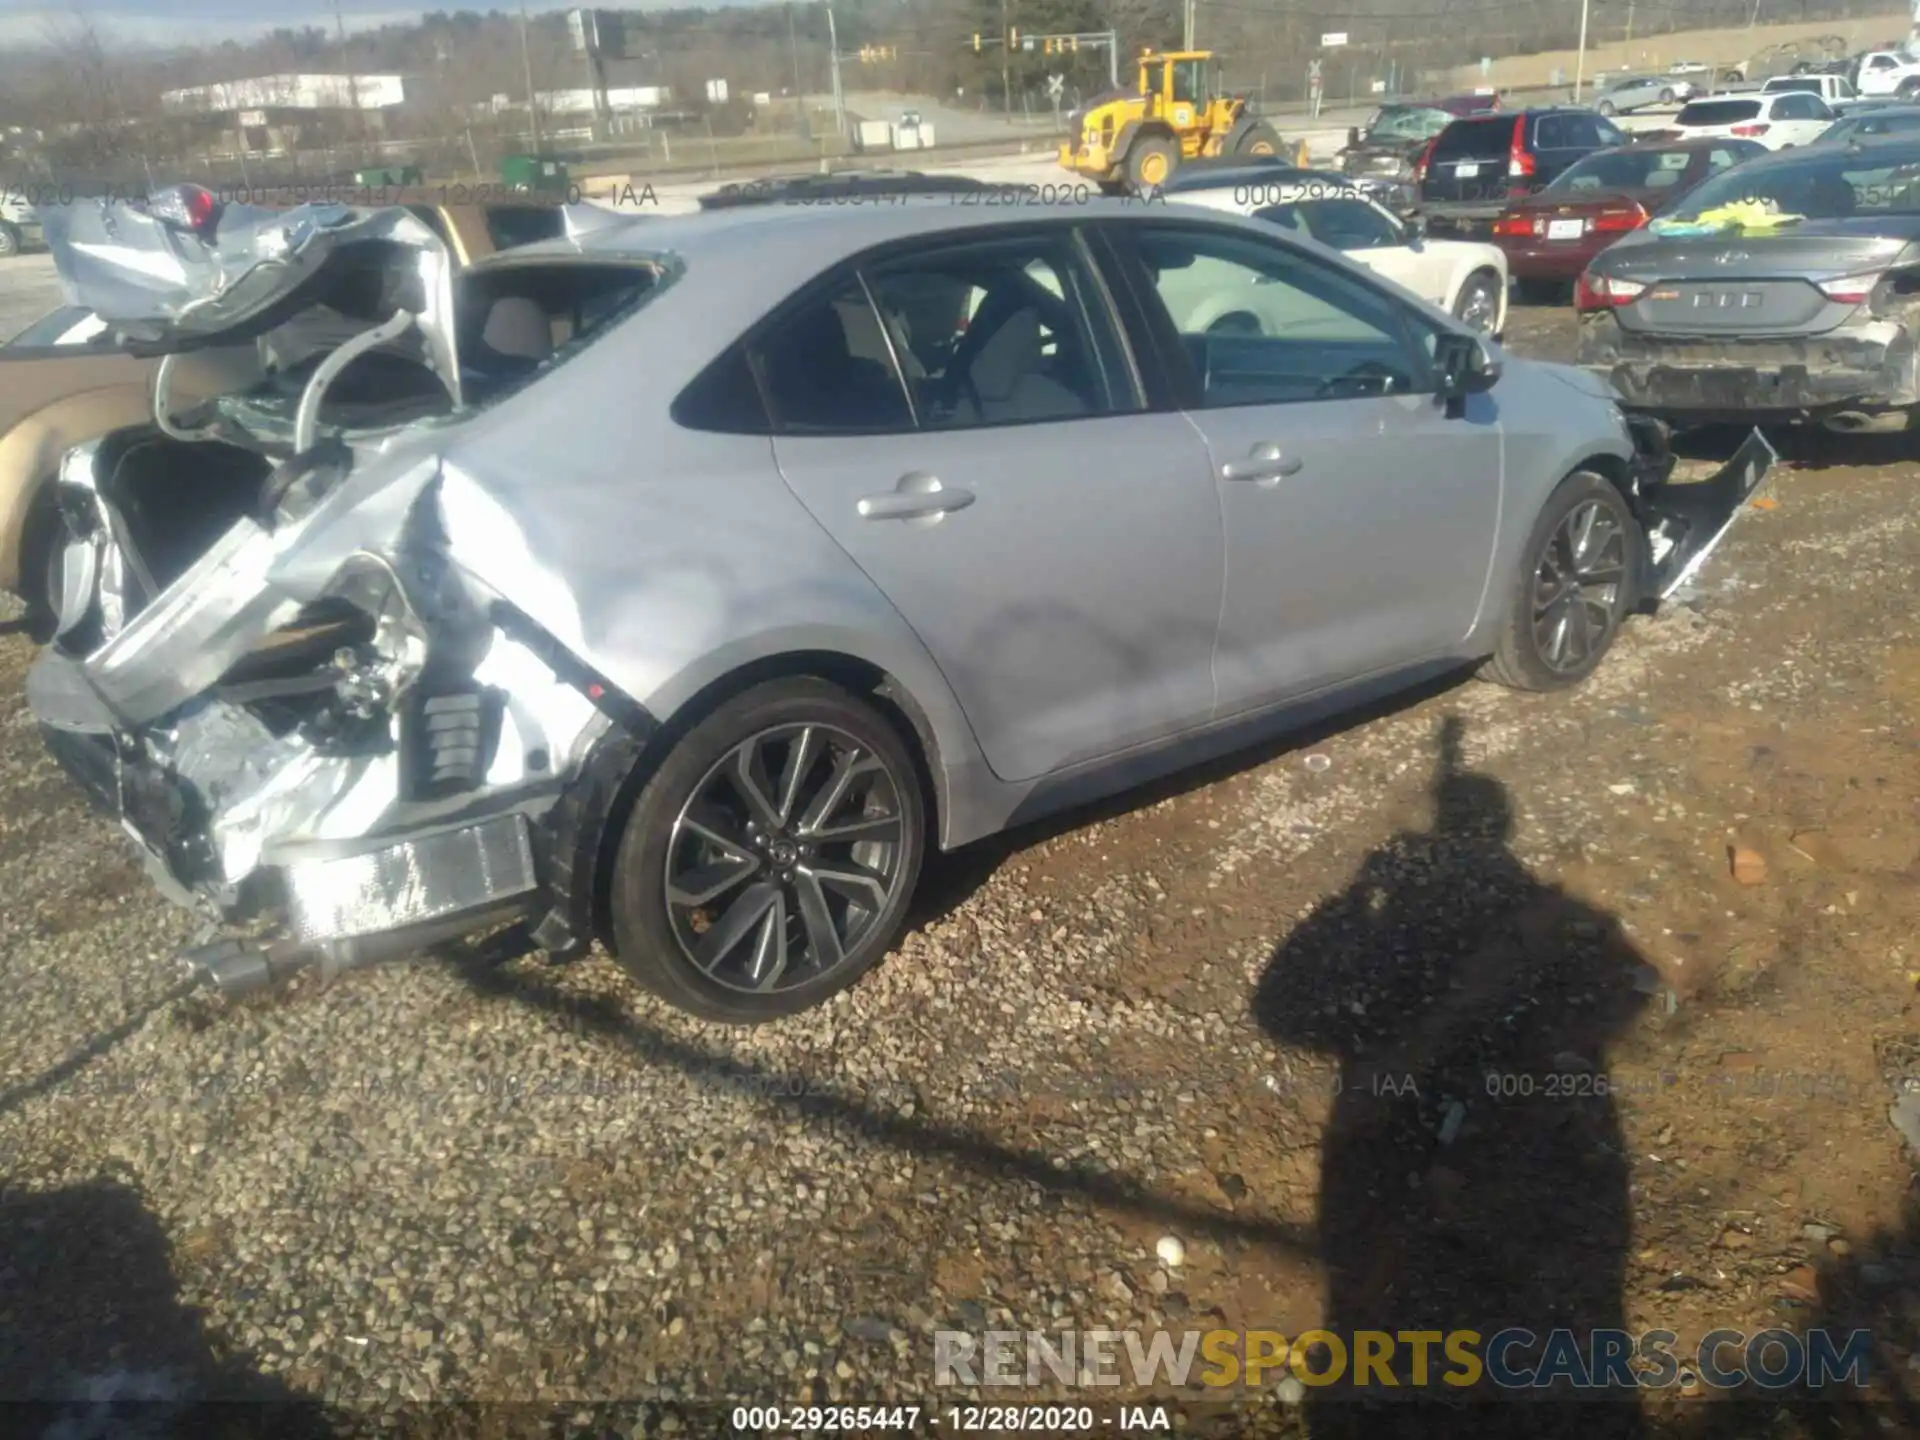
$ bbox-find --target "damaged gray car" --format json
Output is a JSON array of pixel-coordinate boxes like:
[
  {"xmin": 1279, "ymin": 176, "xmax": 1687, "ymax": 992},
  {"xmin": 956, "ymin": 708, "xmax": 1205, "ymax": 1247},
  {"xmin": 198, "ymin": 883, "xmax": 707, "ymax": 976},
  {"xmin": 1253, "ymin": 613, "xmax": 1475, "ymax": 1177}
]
[
  {"xmin": 28, "ymin": 186, "xmax": 1773, "ymax": 1024},
  {"xmin": 1576, "ymin": 136, "xmax": 1920, "ymax": 430}
]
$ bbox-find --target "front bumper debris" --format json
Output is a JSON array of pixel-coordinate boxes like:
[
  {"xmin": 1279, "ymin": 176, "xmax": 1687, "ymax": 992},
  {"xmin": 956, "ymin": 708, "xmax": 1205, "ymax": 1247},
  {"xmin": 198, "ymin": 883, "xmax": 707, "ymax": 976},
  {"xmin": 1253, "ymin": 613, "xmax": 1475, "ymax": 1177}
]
[{"xmin": 1624, "ymin": 418, "xmax": 1777, "ymax": 602}]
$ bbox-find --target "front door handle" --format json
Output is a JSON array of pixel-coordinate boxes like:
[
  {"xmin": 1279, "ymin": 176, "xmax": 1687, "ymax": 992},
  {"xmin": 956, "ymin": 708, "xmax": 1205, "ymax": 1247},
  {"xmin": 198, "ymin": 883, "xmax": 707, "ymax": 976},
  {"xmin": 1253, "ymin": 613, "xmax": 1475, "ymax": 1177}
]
[
  {"xmin": 1220, "ymin": 442, "xmax": 1303, "ymax": 483},
  {"xmin": 857, "ymin": 471, "xmax": 975, "ymax": 522}
]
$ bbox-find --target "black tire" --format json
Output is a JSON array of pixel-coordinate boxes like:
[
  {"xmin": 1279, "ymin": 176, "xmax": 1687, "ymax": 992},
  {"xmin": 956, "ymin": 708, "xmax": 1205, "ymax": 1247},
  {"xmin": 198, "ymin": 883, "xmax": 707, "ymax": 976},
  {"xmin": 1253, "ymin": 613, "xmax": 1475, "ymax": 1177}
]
[
  {"xmin": 1126, "ymin": 134, "xmax": 1179, "ymax": 191},
  {"xmin": 608, "ymin": 676, "xmax": 926, "ymax": 1024},
  {"xmin": 1479, "ymin": 471, "xmax": 1640, "ymax": 692},
  {"xmin": 0, "ymin": 222, "xmax": 20, "ymax": 259},
  {"xmin": 1452, "ymin": 269, "xmax": 1502, "ymax": 333},
  {"xmin": 1235, "ymin": 120, "xmax": 1283, "ymax": 157},
  {"xmin": 1596, "ymin": 99, "xmax": 1615, "ymax": 116},
  {"xmin": 18, "ymin": 482, "xmax": 67, "ymax": 644},
  {"xmin": 1659, "ymin": 87, "xmax": 1675, "ymax": 103}
]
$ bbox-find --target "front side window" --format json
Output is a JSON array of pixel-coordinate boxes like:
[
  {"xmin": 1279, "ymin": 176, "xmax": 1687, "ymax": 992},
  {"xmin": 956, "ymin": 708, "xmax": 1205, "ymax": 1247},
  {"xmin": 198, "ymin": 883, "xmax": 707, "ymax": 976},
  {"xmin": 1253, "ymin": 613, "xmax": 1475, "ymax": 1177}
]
[
  {"xmin": 1114, "ymin": 224, "xmax": 1432, "ymax": 408},
  {"xmin": 1291, "ymin": 197, "xmax": 1402, "ymax": 249}
]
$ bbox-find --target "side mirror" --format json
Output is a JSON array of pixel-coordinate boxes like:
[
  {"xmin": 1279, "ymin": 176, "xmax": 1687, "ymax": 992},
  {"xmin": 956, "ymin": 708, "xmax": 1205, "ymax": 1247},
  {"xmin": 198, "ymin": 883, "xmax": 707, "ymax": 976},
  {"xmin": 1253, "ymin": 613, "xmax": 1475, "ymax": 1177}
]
[
  {"xmin": 1434, "ymin": 330, "xmax": 1500, "ymax": 417},
  {"xmin": 1347, "ymin": 126, "xmax": 1360, "ymax": 146},
  {"xmin": 1405, "ymin": 213, "xmax": 1429, "ymax": 241}
]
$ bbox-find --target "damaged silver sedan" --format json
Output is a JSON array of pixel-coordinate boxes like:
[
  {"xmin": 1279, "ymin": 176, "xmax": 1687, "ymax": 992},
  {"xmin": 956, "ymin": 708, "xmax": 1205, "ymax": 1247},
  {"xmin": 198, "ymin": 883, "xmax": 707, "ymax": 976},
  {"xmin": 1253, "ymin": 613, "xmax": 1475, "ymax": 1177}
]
[{"xmin": 28, "ymin": 186, "xmax": 1772, "ymax": 1024}]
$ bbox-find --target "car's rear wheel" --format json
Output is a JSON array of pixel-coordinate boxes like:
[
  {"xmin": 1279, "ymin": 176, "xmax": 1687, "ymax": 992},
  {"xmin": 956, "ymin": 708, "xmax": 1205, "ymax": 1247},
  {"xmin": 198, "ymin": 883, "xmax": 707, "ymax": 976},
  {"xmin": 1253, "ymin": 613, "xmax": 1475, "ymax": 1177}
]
[
  {"xmin": 1452, "ymin": 270, "xmax": 1502, "ymax": 333},
  {"xmin": 1659, "ymin": 87, "xmax": 1676, "ymax": 103},
  {"xmin": 1596, "ymin": 99, "xmax": 1615, "ymax": 116},
  {"xmin": 608, "ymin": 677, "xmax": 926, "ymax": 1023},
  {"xmin": 1480, "ymin": 471, "xmax": 1639, "ymax": 692}
]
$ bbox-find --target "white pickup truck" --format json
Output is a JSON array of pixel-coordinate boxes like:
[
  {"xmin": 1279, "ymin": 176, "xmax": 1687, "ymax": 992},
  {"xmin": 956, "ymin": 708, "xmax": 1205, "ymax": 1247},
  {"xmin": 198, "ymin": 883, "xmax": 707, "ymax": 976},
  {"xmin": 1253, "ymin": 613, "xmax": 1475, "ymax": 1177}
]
[
  {"xmin": 1855, "ymin": 50, "xmax": 1920, "ymax": 97},
  {"xmin": 1761, "ymin": 73, "xmax": 1857, "ymax": 104}
]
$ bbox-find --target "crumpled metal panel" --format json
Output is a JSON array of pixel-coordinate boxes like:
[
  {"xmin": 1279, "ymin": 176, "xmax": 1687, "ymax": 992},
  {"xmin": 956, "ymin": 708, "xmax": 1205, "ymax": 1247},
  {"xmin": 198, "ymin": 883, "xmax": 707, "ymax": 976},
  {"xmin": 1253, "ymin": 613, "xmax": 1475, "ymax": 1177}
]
[
  {"xmin": 283, "ymin": 812, "xmax": 537, "ymax": 941},
  {"xmin": 40, "ymin": 196, "xmax": 439, "ymax": 336}
]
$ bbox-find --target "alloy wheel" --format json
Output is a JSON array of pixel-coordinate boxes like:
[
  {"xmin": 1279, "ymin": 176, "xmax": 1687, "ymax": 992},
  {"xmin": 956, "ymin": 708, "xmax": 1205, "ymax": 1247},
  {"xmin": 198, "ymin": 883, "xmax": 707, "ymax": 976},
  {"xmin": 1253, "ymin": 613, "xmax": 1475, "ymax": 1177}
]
[
  {"xmin": 663, "ymin": 722, "xmax": 910, "ymax": 995},
  {"xmin": 1456, "ymin": 280, "xmax": 1499, "ymax": 333},
  {"xmin": 1531, "ymin": 499, "xmax": 1627, "ymax": 673}
]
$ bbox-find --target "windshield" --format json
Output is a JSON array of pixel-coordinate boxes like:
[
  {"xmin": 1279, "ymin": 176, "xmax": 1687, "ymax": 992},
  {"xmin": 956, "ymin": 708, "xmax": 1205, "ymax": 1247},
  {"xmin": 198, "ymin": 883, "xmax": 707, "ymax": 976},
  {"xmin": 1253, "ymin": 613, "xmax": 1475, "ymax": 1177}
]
[
  {"xmin": 1546, "ymin": 147, "xmax": 1695, "ymax": 192},
  {"xmin": 1365, "ymin": 106, "xmax": 1452, "ymax": 141},
  {"xmin": 1664, "ymin": 146, "xmax": 1920, "ymax": 220}
]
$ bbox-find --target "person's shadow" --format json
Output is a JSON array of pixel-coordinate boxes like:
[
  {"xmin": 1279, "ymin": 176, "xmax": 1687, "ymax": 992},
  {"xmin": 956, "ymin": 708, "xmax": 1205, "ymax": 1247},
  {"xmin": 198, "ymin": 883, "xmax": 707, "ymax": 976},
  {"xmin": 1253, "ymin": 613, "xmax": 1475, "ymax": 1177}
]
[
  {"xmin": 1255, "ymin": 716, "xmax": 1652, "ymax": 1438},
  {"xmin": 0, "ymin": 1179, "xmax": 332, "ymax": 1437}
]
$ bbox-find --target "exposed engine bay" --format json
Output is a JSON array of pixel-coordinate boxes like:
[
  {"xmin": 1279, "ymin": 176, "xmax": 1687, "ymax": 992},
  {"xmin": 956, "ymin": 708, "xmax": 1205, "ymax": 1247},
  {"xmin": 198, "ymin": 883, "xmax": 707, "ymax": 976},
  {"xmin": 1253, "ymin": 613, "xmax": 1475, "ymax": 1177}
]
[{"xmin": 29, "ymin": 189, "xmax": 669, "ymax": 995}]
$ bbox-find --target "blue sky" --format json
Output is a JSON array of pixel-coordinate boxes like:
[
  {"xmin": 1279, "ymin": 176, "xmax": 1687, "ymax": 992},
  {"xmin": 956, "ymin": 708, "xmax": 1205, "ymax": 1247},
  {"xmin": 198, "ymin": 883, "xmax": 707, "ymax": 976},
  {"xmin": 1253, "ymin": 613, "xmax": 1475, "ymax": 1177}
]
[{"xmin": 0, "ymin": 0, "xmax": 763, "ymax": 47}]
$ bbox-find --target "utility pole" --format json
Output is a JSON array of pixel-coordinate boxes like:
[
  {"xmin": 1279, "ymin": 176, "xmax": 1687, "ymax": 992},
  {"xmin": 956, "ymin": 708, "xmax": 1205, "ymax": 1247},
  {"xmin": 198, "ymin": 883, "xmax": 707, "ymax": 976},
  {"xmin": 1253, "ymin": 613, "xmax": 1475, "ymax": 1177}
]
[
  {"xmin": 333, "ymin": 0, "xmax": 363, "ymax": 160},
  {"xmin": 1625, "ymin": 0, "xmax": 1636, "ymax": 49},
  {"xmin": 1000, "ymin": 0, "xmax": 1013, "ymax": 119},
  {"xmin": 1573, "ymin": 0, "xmax": 1591, "ymax": 100},
  {"xmin": 519, "ymin": 2, "xmax": 543, "ymax": 153},
  {"xmin": 826, "ymin": 5, "xmax": 846, "ymax": 142},
  {"xmin": 787, "ymin": 3, "xmax": 808, "ymax": 135},
  {"xmin": 1184, "ymin": 0, "xmax": 1196, "ymax": 50}
]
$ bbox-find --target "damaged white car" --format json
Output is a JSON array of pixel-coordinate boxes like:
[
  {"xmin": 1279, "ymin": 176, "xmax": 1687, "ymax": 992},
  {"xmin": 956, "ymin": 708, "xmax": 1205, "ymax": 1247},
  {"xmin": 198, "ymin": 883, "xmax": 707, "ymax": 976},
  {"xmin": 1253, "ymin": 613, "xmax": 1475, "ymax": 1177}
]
[{"xmin": 28, "ymin": 185, "xmax": 1772, "ymax": 1024}]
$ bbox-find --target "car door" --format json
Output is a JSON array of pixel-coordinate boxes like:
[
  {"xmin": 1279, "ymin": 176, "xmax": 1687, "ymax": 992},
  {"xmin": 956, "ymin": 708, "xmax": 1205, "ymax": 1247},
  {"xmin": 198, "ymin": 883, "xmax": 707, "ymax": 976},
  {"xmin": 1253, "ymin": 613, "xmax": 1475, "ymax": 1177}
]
[
  {"xmin": 1094, "ymin": 218, "xmax": 1503, "ymax": 715},
  {"xmin": 760, "ymin": 226, "xmax": 1224, "ymax": 785}
]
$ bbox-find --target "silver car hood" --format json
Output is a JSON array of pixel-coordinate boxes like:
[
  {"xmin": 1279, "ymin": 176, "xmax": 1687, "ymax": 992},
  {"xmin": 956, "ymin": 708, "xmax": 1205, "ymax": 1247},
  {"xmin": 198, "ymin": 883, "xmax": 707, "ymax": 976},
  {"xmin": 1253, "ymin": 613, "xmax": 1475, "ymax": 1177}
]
[{"xmin": 39, "ymin": 195, "xmax": 460, "ymax": 402}]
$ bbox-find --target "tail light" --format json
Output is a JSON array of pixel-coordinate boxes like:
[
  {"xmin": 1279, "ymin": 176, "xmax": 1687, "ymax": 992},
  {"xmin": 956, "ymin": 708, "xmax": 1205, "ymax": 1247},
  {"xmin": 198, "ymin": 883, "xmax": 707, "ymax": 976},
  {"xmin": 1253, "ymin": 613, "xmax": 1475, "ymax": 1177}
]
[
  {"xmin": 1507, "ymin": 116, "xmax": 1535, "ymax": 180},
  {"xmin": 1491, "ymin": 212, "xmax": 1534, "ymax": 237},
  {"xmin": 1592, "ymin": 202, "xmax": 1649, "ymax": 233},
  {"xmin": 145, "ymin": 183, "xmax": 222, "ymax": 238},
  {"xmin": 1412, "ymin": 135, "xmax": 1438, "ymax": 184},
  {"xmin": 1730, "ymin": 123, "xmax": 1770, "ymax": 136},
  {"xmin": 1574, "ymin": 271, "xmax": 1647, "ymax": 311},
  {"xmin": 1817, "ymin": 272, "xmax": 1880, "ymax": 304}
]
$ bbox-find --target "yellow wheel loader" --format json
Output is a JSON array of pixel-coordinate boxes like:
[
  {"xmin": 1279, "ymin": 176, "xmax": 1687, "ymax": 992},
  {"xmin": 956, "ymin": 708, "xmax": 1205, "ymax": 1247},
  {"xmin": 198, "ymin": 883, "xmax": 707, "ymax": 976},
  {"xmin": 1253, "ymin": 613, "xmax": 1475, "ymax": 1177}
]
[{"xmin": 1058, "ymin": 49, "xmax": 1306, "ymax": 192}]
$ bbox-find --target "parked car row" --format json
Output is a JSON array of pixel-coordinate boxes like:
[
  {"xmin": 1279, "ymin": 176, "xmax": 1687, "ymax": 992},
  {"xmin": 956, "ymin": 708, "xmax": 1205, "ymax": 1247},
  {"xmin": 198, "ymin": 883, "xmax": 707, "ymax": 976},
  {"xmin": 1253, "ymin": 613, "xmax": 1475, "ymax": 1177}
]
[{"xmin": 1, "ymin": 172, "xmax": 1770, "ymax": 1024}]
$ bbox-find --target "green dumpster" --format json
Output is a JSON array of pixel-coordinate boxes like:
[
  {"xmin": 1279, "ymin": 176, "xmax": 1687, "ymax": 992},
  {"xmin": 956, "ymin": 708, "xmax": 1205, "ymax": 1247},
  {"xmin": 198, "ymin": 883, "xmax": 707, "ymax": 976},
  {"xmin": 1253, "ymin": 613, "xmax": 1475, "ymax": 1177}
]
[{"xmin": 499, "ymin": 154, "xmax": 570, "ymax": 194}]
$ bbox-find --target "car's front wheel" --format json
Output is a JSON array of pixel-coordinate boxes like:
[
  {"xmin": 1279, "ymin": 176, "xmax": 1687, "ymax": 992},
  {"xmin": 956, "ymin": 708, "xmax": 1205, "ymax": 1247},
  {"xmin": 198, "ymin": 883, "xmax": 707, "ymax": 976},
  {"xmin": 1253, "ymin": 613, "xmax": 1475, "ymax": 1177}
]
[
  {"xmin": 1480, "ymin": 471, "xmax": 1639, "ymax": 692},
  {"xmin": 1596, "ymin": 99, "xmax": 1615, "ymax": 116},
  {"xmin": 1452, "ymin": 270, "xmax": 1502, "ymax": 333},
  {"xmin": 0, "ymin": 222, "xmax": 20, "ymax": 259},
  {"xmin": 608, "ymin": 677, "xmax": 926, "ymax": 1023}
]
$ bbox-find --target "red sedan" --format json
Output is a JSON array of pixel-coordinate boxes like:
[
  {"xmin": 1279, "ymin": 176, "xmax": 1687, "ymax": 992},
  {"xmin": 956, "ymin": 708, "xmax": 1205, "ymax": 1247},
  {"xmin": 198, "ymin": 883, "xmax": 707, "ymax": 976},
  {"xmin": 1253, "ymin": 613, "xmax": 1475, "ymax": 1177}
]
[{"xmin": 1490, "ymin": 137, "xmax": 1766, "ymax": 299}]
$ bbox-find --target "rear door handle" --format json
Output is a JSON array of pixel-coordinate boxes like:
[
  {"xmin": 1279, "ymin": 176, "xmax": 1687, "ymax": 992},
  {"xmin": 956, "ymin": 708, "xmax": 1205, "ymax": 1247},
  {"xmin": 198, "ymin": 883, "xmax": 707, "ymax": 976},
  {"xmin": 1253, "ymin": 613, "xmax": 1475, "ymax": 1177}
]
[
  {"xmin": 858, "ymin": 472, "xmax": 975, "ymax": 522},
  {"xmin": 1220, "ymin": 442, "xmax": 1303, "ymax": 483}
]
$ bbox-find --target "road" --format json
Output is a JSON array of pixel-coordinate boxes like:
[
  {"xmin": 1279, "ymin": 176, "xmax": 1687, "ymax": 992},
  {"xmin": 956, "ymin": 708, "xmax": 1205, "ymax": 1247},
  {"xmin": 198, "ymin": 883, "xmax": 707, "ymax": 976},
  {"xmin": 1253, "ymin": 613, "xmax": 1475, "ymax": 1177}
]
[{"xmin": 1, "ymin": 251, "xmax": 1918, "ymax": 1435}]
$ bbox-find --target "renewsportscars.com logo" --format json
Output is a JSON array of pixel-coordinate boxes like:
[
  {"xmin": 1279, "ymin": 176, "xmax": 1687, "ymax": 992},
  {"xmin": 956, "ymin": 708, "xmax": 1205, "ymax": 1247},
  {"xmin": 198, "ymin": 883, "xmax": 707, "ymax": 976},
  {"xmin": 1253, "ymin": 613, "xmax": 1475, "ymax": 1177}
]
[{"xmin": 933, "ymin": 1327, "xmax": 1875, "ymax": 1391}]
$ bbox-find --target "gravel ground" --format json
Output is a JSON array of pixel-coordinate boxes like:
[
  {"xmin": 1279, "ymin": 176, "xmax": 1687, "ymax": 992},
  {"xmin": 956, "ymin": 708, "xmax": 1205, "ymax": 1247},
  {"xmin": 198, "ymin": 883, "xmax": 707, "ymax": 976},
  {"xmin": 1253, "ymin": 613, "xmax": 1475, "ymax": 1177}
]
[{"xmin": 3, "ymin": 255, "xmax": 1920, "ymax": 1438}]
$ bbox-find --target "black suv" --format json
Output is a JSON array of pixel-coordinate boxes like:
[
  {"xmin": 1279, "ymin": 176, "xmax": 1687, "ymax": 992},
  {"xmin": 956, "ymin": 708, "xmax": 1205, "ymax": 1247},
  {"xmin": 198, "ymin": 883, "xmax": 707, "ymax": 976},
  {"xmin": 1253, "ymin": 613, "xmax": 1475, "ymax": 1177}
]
[{"xmin": 1416, "ymin": 107, "xmax": 1629, "ymax": 236}]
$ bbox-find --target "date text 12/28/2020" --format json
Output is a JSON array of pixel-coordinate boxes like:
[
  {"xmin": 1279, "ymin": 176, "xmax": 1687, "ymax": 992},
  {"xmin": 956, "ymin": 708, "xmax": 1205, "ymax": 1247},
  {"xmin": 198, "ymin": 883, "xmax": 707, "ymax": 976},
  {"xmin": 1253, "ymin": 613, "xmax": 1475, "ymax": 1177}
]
[{"xmin": 729, "ymin": 1404, "xmax": 1173, "ymax": 1431}]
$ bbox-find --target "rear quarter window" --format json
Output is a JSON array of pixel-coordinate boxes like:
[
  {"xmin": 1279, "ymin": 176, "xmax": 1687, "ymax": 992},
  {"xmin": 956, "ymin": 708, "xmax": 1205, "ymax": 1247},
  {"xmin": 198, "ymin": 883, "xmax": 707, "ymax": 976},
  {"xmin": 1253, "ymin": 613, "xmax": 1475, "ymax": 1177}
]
[
  {"xmin": 483, "ymin": 205, "xmax": 569, "ymax": 252},
  {"xmin": 1431, "ymin": 118, "xmax": 1512, "ymax": 159},
  {"xmin": 1678, "ymin": 99, "xmax": 1762, "ymax": 125}
]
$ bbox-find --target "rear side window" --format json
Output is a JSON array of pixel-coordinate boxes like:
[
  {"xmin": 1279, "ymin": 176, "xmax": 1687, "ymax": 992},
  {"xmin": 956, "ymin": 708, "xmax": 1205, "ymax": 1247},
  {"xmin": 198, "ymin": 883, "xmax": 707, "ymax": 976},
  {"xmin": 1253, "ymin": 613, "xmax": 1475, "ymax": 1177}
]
[
  {"xmin": 1535, "ymin": 114, "xmax": 1578, "ymax": 148},
  {"xmin": 672, "ymin": 344, "xmax": 769, "ymax": 434},
  {"xmin": 484, "ymin": 205, "xmax": 568, "ymax": 252},
  {"xmin": 1431, "ymin": 117, "xmax": 1512, "ymax": 159},
  {"xmin": 1679, "ymin": 99, "xmax": 1762, "ymax": 125},
  {"xmin": 750, "ymin": 280, "xmax": 915, "ymax": 434}
]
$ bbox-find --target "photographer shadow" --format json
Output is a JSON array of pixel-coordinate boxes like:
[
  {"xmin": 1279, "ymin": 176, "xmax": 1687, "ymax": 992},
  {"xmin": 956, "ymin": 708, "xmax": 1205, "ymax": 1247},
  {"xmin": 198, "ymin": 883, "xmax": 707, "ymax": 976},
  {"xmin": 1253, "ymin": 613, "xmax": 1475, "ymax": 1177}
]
[{"xmin": 1254, "ymin": 716, "xmax": 1652, "ymax": 1438}]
